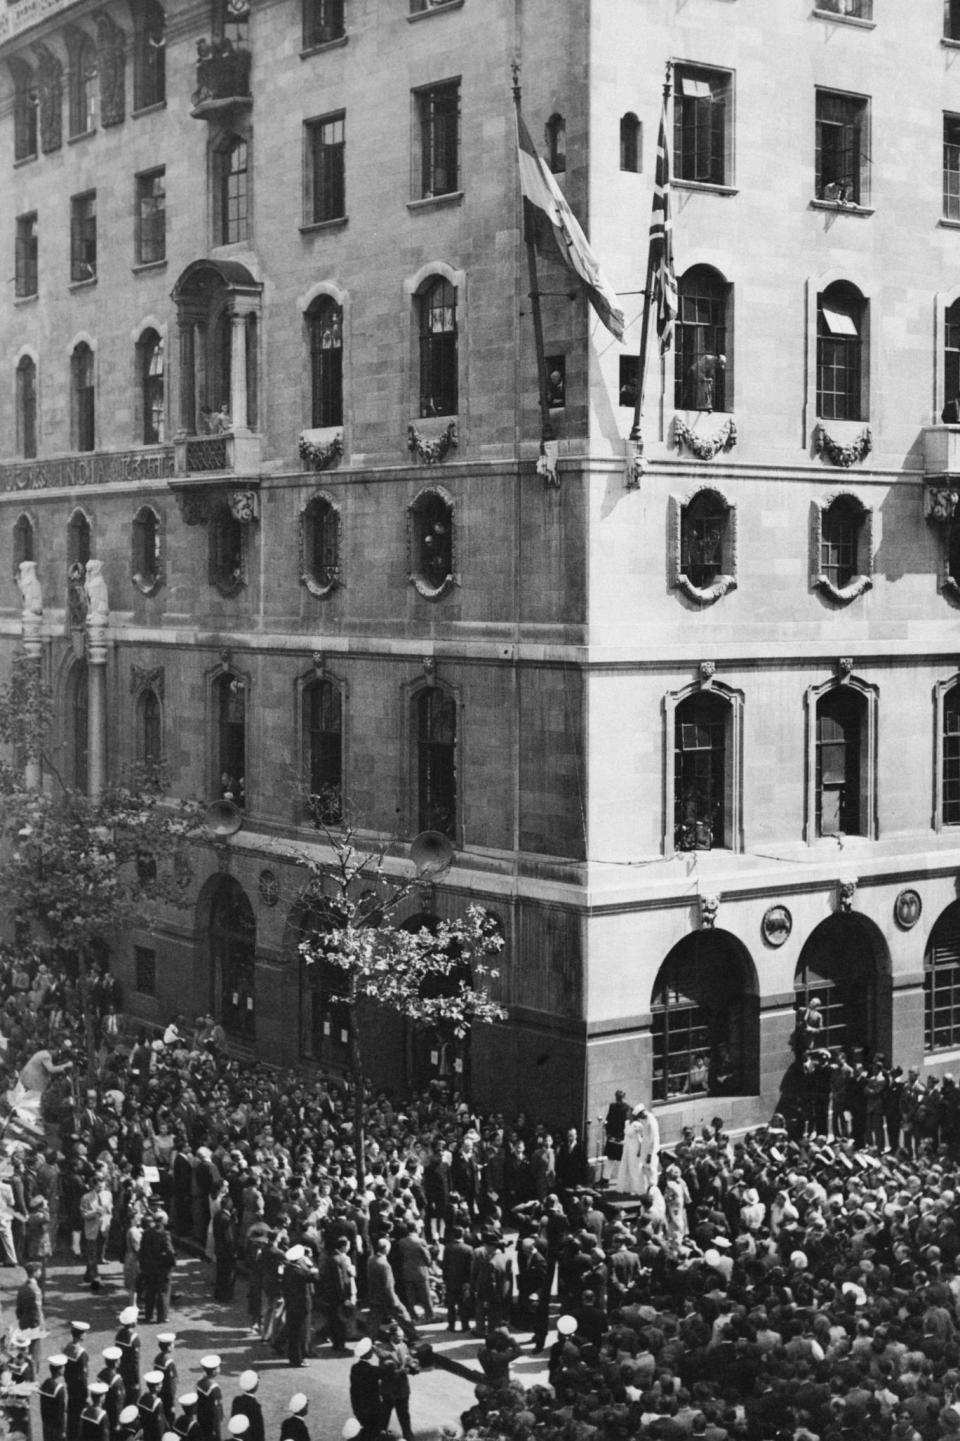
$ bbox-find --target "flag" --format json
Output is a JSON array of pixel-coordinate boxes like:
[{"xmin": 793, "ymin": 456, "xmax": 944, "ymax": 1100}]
[
  {"xmin": 649, "ymin": 102, "xmax": 678, "ymax": 354},
  {"xmin": 516, "ymin": 110, "xmax": 624, "ymax": 341}
]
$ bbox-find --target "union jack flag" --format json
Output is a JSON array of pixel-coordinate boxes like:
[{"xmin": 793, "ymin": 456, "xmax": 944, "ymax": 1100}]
[{"xmin": 650, "ymin": 102, "xmax": 678, "ymax": 354}]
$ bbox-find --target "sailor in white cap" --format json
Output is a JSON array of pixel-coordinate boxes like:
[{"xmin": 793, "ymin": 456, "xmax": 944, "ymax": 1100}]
[
  {"xmin": 226, "ymin": 1421, "xmax": 248, "ymax": 1440},
  {"xmin": 138, "ymin": 1372, "xmax": 165, "ymax": 1441},
  {"xmin": 65, "ymin": 1322, "xmax": 92, "ymax": 1439},
  {"xmin": 229, "ymin": 1372, "xmax": 263, "ymax": 1441},
  {"xmin": 115, "ymin": 1308, "xmax": 141, "ymax": 1398},
  {"xmin": 278, "ymin": 1398, "xmax": 309, "ymax": 1441},
  {"xmin": 39, "ymin": 1354, "xmax": 68, "ymax": 1441},
  {"xmin": 82, "ymin": 1382, "xmax": 110, "ymax": 1441},
  {"xmin": 97, "ymin": 1347, "xmax": 126, "ymax": 1438},
  {"xmin": 349, "ymin": 1336, "xmax": 382, "ymax": 1432},
  {"xmin": 152, "ymin": 1336, "xmax": 177, "ymax": 1429},
  {"xmin": 195, "ymin": 1359, "xmax": 222, "ymax": 1441},
  {"xmin": 176, "ymin": 1394, "xmax": 199, "ymax": 1441},
  {"xmin": 341, "ymin": 1425, "xmax": 362, "ymax": 1441},
  {"xmin": 118, "ymin": 1404, "xmax": 142, "ymax": 1441}
]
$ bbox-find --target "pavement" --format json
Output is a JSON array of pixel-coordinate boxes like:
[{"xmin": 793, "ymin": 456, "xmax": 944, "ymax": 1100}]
[{"xmin": 4, "ymin": 1245, "xmax": 554, "ymax": 1441}]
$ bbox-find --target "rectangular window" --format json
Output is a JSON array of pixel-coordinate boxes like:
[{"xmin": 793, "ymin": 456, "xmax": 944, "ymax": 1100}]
[
  {"xmin": 15, "ymin": 213, "xmax": 38, "ymax": 298},
  {"xmin": 70, "ymin": 191, "xmax": 97, "ymax": 283},
  {"xmin": 673, "ymin": 66, "xmax": 731, "ymax": 186},
  {"xmin": 134, "ymin": 944, "xmax": 157, "ymax": 995},
  {"xmin": 303, "ymin": 0, "xmax": 345, "ymax": 45},
  {"xmin": 136, "ymin": 168, "xmax": 166, "ymax": 264},
  {"xmin": 947, "ymin": 0, "xmax": 960, "ymax": 40},
  {"xmin": 305, "ymin": 113, "xmax": 345, "ymax": 224},
  {"xmin": 946, "ymin": 700, "xmax": 960, "ymax": 825},
  {"xmin": 816, "ymin": 0, "xmax": 873, "ymax": 15},
  {"xmin": 14, "ymin": 83, "xmax": 37, "ymax": 162},
  {"xmin": 946, "ymin": 115, "xmax": 960, "ymax": 221},
  {"xmin": 815, "ymin": 89, "xmax": 869, "ymax": 205},
  {"xmin": 414, "ymin": 80, "xmax": 460, "ymax": 198}
]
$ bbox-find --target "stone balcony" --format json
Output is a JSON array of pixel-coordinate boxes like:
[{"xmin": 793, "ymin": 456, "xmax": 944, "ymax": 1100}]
[
  {"xmin": 190, "ymin": 41, "xmax": 252, "ymax": 119},
  {"xmin": 922, "ymin": 426, "xmax": 960, "ymax": 521},
  {"xmin": 173, "ymin": 431, "xmax": 261, "ymax": 477}
]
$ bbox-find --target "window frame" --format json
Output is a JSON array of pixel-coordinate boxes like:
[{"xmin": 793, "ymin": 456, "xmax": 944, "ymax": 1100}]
[
  {"xmin": 213, "ymin": 669, "xmax": 247, "ymax": 809},
  {"xmin": 299, "ymin": 491, "xmax": 342, "ymax": 597},
  {"xmin": 417, "ymin": 275, "xmax": 458, "ymax": 418},
  {"xmin": 136, "ymin": 168, "xmax": 166, "ymax": 266},
  {"xmin": 663, "ymin": 678, "xmax": 744, "ymax": 855},
  {"xmin": 134, "ymin": 1, "xmax": 166, "ymax": 111},
  {"xmin": 674, "ymin": 265, "xmax": 731, "ymax": 413},
  {"xmin": 302, "ymin": 674, "xmax": 344, "ymax": 825},
  {"xmin": 305, "ymin": 298, "xmax": 344, "ymax": 428},
  {"xmin": 811, "ymin": 491, "xmax": 873, "ymax": 602},
  {"xmin": 68, "ymin": 31, "xmax": 99, "ymax": 138},
  {"xmin": 15, "ymin": 213, "xmax": 38, "ymax": 300},
  {"xmin": 408, "ymin": 484, "xmax": 458, "ymax": 599},
  {"xmin": 217, "ymin": 134, "xmax": 250, "ymax": 246},
  {"xmin": 70, "ymin": 342, "xmax": 96, "ymax": 453},
  {"xmin": 70, "ymin": 192, "xmax": 97, "ymax": 285},
  {"xmin": 803, "ymin": 673, "xmax": 878, "ymax": 843},
  {"xmin": 670, "ymin": 486, "xmax": 738, "ymax": 603},
  {"xmin": 816, "ymin": 280, "xmax": 867, "ymax": 422},
  {"xmin": 414, "ymin": 684, "xmax": 458, "ymax": 840},
  {"xmin": 131, "ymin": 503, "xmax": 162, "ymax": 595},
  {"xmin": 302, "ymin": 0, "xmax": 345, "ymax": 48},
  {"xmin": 545, "ymin": 113, "xmax": 566, "ymax": 175},
  {"xmin": 136, "ymin": 329, "xmax": 165, "ymax": 446},
  {"xmin": 815, "ymin": 87, "xmax": 870, "ymax": 207},
  {"xmin": 12, "ymin": 513, "xmax": 36, "ymax": 577},
  {"xmin": 12, "ymin": 62, "xmax": 38, "ymax": 163},
  {"xmin": 413, "ymin": 79, "xmax": 461, "ymax": 200},
  {"xmin": 672, "ymin": 63, "xmax": 733, "ymax": 188},
  {"xmin": 620, "ymin": 112, "xmax": 641, "ymax": 173},
  {"xmin": 208, "ymin": 499, "xmax": 247, "ymax": 596},
  {"xmin": 15, "ymin": 357, "xmax": 38, "ymax": 461},
  {"xmin": 303, "ymin": 112, "xmax": 346, "ymax": 226}
]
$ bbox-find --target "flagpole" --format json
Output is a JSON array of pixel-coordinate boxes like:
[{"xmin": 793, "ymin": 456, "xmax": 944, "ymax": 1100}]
[
  {"xmin": 512, "ymin": 64, "xmax": 557, "ymax": 476},
  {"xmin": 628, "ymin": 63, "xmax": 673, "ymax": 488}
]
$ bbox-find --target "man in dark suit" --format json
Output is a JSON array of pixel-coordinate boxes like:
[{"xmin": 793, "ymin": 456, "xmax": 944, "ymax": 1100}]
[
  {"xmin": 140, "ymin": 1216, "xmax": 176, "ymax": 1324},
  {"xmin": 422, "ymin": 1142, "xmax": 450, "ymax": 1243},
  {"xmin": 441, "ymin": 1225, "xmax": 474, "ymax": 1333},
  {"xmin": 348, "ymin": 1338, "xmax": 382, "ymax": 1432},
  {"xmin": 278, "ymin": 1395, "xmax": 309, "ymax": 1441},
  {"xmin": 471, "ymin": 1232, "xmax": 513, "ymax": 1334},
  {"xmin": 281, "ymin": 1246, "xmax": 318, "ymax": 1368},
  {"xmin": 556, "ymin": 1128, "xmax": 591, "ymax": 1193}
]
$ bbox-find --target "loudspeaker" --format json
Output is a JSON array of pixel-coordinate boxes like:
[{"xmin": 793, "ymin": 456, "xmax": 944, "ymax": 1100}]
[
  {"xmin": 202, "ymin": 799, "xmax": 243, "ymax": 838},
  {"xmin": 409, "ymin": 829, "xmax": 454, "ymax": 878}
]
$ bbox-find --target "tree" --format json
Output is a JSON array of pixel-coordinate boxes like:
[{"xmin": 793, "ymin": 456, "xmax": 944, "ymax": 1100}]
[
  {"xmin": 0, "ymin": 655, "xmax": 202, "ymax": 1075},
  {"xmin": 297, "ymin": 809, "xmax": 505, "ymax": 1184}
]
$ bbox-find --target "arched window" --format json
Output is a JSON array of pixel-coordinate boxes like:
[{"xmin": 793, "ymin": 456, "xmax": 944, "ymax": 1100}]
[
  {"xmin": 218, "ymin": 135, "xmax": 249, "ymax": 245},
  {"xmin": 926, "ymin": 901, "xmax": 960, "ymax": 1051},
  {"xmin": 303, "ymin": 678, "xmax": 343, "ymax": 824},
  {"xmin": 416, "ymin": 687, "xmax": 456, "ymax": 838},
  {"xmin": 817, "ymin": 281, "xmax": 866, "ymax": 421},
  {"xmin": 418, "ymin": 277, "xmax": 457, "ymax": 418},
  {"xmin": 307, "ymin": 298, "xmax": 343, "ymax": 428},
  {"xmin": 651, "ymin": 933, "xmax": 756, "ymax": 1103},
  {"xmin": 67, "ymin": 510, "xmax": 91, "ymax": 570},
  {"xmin": 946, "ymin": 299, "xmax": 960, "ymax": 409},
  {"xmin": 209, "ymin": 501, "xmax": 245, "ymax": 595},
  {"xmin": 68, "ymin": 659, "xmax": 89, "ymax": 793},
  {"xmin": 66, "ymin": 510, "xmax": 91, "ymax": 631},
  {"xmin": 11, "ymin": 61, "xmax": 38, "ymax": 162},
  {"xmin": 795, "ymin": 916, "xmax": 884, "ymax": 1057},
  {"xmin": 298, "ymin": 902, "xmax": 350, "ymax": 1064},
  {"xmin": 68, "ymin": 33, "xmax": 98, "ymax": 137},
  {"xmin": 135, "ymin": 1, "xmax": 165, "ymax": 111},
  {"xmin": 680, "ymin": 490, "xmax": 728, "ymax": 591},
  {"xmin": 12, "ymin": 515, "xmax": 34, "ymax": 578},
  {"xmin": 815, "ymin": 686, "xmax": 865, "ymax": 837},
  {"xmin": 215, "ymin": 671, "xmax": 246, "ymax": 809},
  {"xmin": 137, "ymin": 331, "xmax": 164, "ymax": 445},
  {"xmin": 132, "ymin": 506, "xmax": 161, "ymax": 592},
  {"xmin": 138, "ymin": 688, "xmax": 163, "ymax": 773},
  {"xmin": 16, "ymin": 357, "xmax": 37, "ymax": 460},
  {"xmin": 71, "ymin": 343, "xmax": 95, "ymax": 453},
  {"xmin": 675, "ymin": 266, "xmax": 729, "ymax": 411},
  {"xmin": 300, "ymin": 494, "xmax": 341, "ymax": 595},
  {"xmin": 620, "ymin": 112, "xmax": 641, "ymax": 173},
  {"xmin": 545, "ymin": 113, "xmax": 566, "ymax": 174},
  {"xmin": 209, "ymin": 876, "xmax": 256, "ymax": 1041},
  {"xmin": 820, "ymin": 495, "xmax": 862, "ymax": 591},
  {"xmin": 674, "ymin": 690, "xmax": 730, "ymax": 851},
  {"xmin": 410, "ymin": 488, "xmax": 454, "ymax": 594},
  {"xmin": 944, "ymin": 685, "xmax": 960, "ymax": 826}
]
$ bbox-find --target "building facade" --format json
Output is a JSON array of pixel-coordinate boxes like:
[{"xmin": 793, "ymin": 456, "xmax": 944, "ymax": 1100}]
[{"xmin": 3, "ymin": 0, "xmax": 960, "ymax": 1141}]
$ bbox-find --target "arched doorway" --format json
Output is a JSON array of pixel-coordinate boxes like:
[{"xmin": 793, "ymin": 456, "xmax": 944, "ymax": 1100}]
[
  {"xmin": 292, "ymin": 900, "xmax": 352, "ymax": 1071},
  {"xmin": 207, "ymin": 876, "xmax": 256, "ymax": 1042},
  {"xmin": 794, "ymin": 913, "xmax": 891, "ymax": 1060},
  {"xmin": 402, "ymin": 911, "xmax": 471, "ymax": 1096},
  {"xmin": 925, "ymin": 900, "xmax": 960, "ymax": 1054},
  {"xmin": 650, "ymin": 930, "xmax": 759, "ymax": 1103}
]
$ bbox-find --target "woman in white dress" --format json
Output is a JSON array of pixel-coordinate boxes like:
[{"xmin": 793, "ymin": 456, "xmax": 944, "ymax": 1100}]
[{"xmin": 615, "ymin": 1104, "xmax": 660, "ymax": 1195}]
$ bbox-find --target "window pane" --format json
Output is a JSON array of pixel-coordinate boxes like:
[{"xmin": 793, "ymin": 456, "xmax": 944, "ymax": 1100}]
[
  {"xmin": 309, "ymin": 115, "xmax": 345, "ymax": 223},
  {"xmin": 419, "ymin": 279, "xmax": 458, "ymax": 416},
  {"xmin": 418, "ymin": 83, "xmax": 460, "ymax": 198},
  {"xmin": 674, "ymin": 69, "xmax": 728, "ymax": 185}
]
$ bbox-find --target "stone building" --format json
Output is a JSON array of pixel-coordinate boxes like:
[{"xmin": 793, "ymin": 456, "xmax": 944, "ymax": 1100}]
[{"xmin": 3, "ymin": 0, "xmax": 960, "ymax": 1140}]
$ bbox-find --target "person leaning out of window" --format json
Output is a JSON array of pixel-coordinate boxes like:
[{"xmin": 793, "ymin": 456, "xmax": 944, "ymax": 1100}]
[{"xmin": 943, "ymin": 390, "xmax": 960, "ymax": 424}]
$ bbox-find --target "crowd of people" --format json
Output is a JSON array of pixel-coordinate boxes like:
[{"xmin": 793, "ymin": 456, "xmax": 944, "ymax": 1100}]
[{"xmin": 4, "ymin": 953, "xmax": 960, "ymax": 1441}]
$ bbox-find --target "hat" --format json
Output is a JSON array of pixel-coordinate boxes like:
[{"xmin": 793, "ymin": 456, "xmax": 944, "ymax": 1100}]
[
  {"xmin": 284, "ymin": 1245, "xmax": 305, "ymax": 1263},
  {"xmin": 156, "ymin": 1333, "xmax": 176, "ymax": 1346},
  {"xmin": 178, "ymin": 1395, "xmax": 198, "ymax": 1409},
  {"xmin": 70, "ymin": 1322, "xmax": 91, "ymax": 1334},
  {"xmin": 48, "ymin": 1356, "xmax": 68, "ymax": 1369},
  {"xmin": 119, "ymin": 1407, "xmax": 140, "ymax": 1426},
  {"xmin": 118, "ymin": 1306, "xmax": 139, "ymax": 1325},
  {"xmin": 557, "ymin": 1315, "xmax": 578, "ymax": 1336},
  {"xmin": 90, "ymin": 1383, "xmax": 109, "ymax": 1397},
  {"xmin": 342, "ymin": 1423, "xmax": 362, "ymax": 1441},
  {"xmin": 200, "ymin": 1356, "xmax": 221, "ymax": 1372},
  {"xmin": 238, "ymin": 1371, "xmax": 258, "ymax": 1393},
  {"xmin": 196, "ymin": 1147, "xmax": 212, "ymax": 1161},
  {"xmin": 288, "ymin": 1396, "xmax": 308, "ymax": 1416},
  {"xmin": 712, "ymin": 1235, "xmax": 732, "ymax": 1249},
  {"xmin": 144, "ymin": 1372, "xmax": 163, "ymax": 1387},
  {"xmin": 228, "ymin": 1420, "xmax": 249, "ymax": 1437},
  {"xmin": 354, "ymin": 1338, "xmax": 373, "ymax": 1358},
  {"xmin": 103, "ymin": 1347, "xmax": 122, "ymax": 1362}
]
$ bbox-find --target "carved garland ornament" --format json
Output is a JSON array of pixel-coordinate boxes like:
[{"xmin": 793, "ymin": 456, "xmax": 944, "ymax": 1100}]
[
  {"xmin": 815, "ymin": 423, "xmax": 872, "ymax": 468},
  {"xmin": 811, "ymin": 492, "xmax": 874, "ymax": 604},
  {"xmin": 299, "ymin": 432, "xmax": 343, "ymax": 471},
  {"xmin": 408, "ymin": 422, "xmax": 457, "ymax": 465},
  {"xmin": 673, "ymin": 415, "xmax": 738, "ymax": 461}
]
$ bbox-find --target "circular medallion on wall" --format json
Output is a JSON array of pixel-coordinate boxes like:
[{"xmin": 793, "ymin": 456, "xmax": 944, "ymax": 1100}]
[
  {"xmin": 894, "ymin": 888, "xmax": 922, "ymax": 930},
  {"xmin": 258, "ymin": 868, "xmax": 280, "ymax": 907},
  {"xmin": 761, "ymin": 904, "xmax": 793, "ymax": 948}
]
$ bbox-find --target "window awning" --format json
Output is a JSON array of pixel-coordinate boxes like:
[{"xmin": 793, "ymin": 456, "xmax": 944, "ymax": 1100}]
[
  {"xmin": 681, "ymin": 77, "xmax": 713, "ymax": 99},
  {"xmin": 821, "ymin": 305, "xmax": 858, "ymax": 336}
]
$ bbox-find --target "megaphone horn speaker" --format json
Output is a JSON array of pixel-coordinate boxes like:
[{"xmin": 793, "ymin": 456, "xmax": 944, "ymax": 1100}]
[
  {"xmin": 410, "ymin": 830, "xmax": 455, "ymax": 878},
  {"xmin": 203, "ymin": 799, "xmax": 243, "ymax": 838}
]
